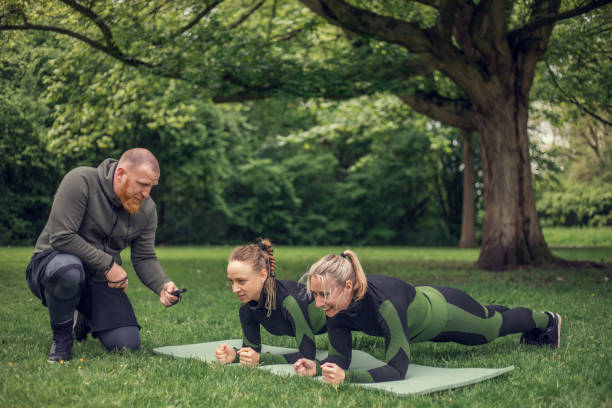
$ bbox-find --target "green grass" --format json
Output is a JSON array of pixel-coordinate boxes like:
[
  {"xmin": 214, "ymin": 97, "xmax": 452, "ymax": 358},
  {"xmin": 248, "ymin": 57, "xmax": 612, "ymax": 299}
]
[
  {"xmin": 543, "ymin": 226, "xmax": 612, "ymax": 247},
  {"xmin": 1, "ymin": 245, "xmax": 610, "ymax": 407}
]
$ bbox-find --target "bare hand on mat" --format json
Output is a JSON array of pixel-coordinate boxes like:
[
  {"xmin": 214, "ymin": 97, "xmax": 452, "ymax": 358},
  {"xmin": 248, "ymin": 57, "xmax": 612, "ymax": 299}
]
[
  {"xmin": 294, "ymin": 358, "xmax": 316, "ymax": 377},
  {"xmin": 237, "ymin": 347, "xmax": 260, "ymax": 367},
  {"xmin": 215, "ymin": 343, "xmax": 237, "ymax": 364},
  {"xmin": 321, "ymin": 362, "xmax": 345, "ymax": 385}
]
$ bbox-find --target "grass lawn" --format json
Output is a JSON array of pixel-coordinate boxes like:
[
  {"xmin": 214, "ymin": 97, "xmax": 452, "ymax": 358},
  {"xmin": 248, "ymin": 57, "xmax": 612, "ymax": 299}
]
[
  {"xmin": 1, "ymin": 245, "xmax": 610, "ymax": 407},
  {"xmin": 542, "ymin": 226, "xmax": 612, "ymax": 247}
]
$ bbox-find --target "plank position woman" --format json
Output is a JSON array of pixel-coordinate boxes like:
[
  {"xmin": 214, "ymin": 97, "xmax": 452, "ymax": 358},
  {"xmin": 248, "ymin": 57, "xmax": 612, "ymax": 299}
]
[
  {"xmin": 294, "ymin": 250, "xmax": 562, "ymax": 384},
  {"xmin": 216, "ymin": 239, "xmax": 327, "ymax": 366}
]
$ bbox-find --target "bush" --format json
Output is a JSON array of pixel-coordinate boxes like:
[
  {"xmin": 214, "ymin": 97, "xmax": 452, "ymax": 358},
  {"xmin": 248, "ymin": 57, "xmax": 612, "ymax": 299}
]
[{"xmin": 537, "ymin": 180, "xmax": 612, "ymax": 226}]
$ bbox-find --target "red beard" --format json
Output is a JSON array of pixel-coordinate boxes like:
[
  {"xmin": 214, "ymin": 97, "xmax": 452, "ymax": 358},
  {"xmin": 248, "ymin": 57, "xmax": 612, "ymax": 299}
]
[{"xmin": 117, "ymin": 179, "xmax": 143, "ymax": 214}]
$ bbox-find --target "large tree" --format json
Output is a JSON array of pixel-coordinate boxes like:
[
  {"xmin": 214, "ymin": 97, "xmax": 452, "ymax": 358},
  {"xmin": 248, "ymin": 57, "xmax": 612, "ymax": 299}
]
[
  {"xmin": 1, "ymin": 0, "xmax": 609, "ymax": 268},
  {"xmin": 295, "ymin": 1, "xmax": 610, "ymax": 270}
]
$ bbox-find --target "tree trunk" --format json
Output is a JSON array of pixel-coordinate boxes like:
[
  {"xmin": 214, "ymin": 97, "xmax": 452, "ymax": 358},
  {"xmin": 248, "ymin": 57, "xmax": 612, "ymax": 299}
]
[
  {"xmin": 458, "ymin": 129, "xmax": 477, "ymax": 248},
  {"xmin": 474, "ymin": 93, "xmax": 555, "ymax": 270}
]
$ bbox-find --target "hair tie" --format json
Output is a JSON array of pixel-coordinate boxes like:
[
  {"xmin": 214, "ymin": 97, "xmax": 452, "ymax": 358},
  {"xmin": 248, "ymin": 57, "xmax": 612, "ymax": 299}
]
[
  {"xmin": 255, "ymin": 239, "xmax": 266, "ymax": 252},
  {"xmin": 340, "ymin": 252, "xmax": 347, "ymax": 259}
]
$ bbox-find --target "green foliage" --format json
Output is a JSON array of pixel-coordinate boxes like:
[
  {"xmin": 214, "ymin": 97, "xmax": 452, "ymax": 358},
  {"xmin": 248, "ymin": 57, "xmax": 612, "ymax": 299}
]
[
  {"xmin": 538, "ymin": 180, "xmax": 612, "ymax": 227},
  {"xmin": 534, "ymin": 5, "xmax": 611, "ymax": 127},
  {"xmin": 1, "ymin": 246, "xmax": 610, "ymax": 407},
  {"xmin": 532, "ymin": 110, "xmax": 611, "ymax": 229},
  {"xmin": 268, "ymin": 95, "xmax": 467, "ymax": 245},
  {"xmin": 530, "ymin": 5, "xmax": 612, "ymax": 229},
  {"xmin": 4, "ymin": 36, "xmax": 468, "ymax": 246},
  {"xmin": 3, "ymin": 0, "xmax": 610, "ymax": 252},
  {"xmin": 0, "ymin": 2, "xmax": 520, "ymax": 247},
  {"xmin": 0, "ymin": 32, "xmax": 61, "ymax": 244}
]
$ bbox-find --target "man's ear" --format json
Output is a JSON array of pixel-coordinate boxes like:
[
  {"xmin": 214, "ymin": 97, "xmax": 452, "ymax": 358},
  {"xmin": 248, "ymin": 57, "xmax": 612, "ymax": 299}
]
[{"xmin": 115, "ymin": 167, "xmax": 126, "ymax": 183}]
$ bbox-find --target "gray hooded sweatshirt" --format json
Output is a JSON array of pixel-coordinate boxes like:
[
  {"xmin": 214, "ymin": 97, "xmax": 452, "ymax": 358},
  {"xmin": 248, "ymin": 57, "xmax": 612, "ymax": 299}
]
[{"xmin": 34, "ymin": 158, "xmax": 169, "ymax": 294}]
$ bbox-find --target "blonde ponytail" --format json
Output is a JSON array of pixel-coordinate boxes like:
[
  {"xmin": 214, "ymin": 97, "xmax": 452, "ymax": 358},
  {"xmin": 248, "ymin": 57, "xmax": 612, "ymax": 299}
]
[
  {"xmin": 341, "ymin": 250, "xmax": 367, "ymax": 301},
  {"xmin": 301, "ymin": 249, "xmax": 368, "ymax": 302}
]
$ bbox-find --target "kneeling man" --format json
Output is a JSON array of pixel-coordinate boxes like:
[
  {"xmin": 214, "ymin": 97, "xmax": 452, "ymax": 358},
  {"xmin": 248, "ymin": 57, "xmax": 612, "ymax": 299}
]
[{"xmin": 26, "ymin": 148, "xmax": 181, "ymax": 362}]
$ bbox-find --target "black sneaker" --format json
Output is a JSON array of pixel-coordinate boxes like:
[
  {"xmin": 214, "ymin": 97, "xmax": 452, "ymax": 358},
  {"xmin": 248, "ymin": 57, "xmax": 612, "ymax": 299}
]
[
  {"xmin": 519, "ymin": 328, "xmax": 543, "ymax": 346},
  {"xmin": 73, "ymin": 310, "xmax": 90, "ymax": 342},
  {"xmin": 540, "ymin": 312, "xmax": 562, "ymax": 349},
  {"xmin": 48, "ymin": 321, "xmax": 74, "ymax": 363},
  {"xmin": 519, "ymin": 312, "xmax": 562, "ymax": 349}
]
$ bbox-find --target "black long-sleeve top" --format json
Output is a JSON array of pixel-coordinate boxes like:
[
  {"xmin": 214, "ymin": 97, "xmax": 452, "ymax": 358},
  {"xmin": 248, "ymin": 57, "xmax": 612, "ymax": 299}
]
[
  {"xmin": 321, "ymin": 275, "xmax": 433, "ymax": 383},
  {"xmin": 239, "ymin": 279, "xmax": 327, "ymax": 365}
]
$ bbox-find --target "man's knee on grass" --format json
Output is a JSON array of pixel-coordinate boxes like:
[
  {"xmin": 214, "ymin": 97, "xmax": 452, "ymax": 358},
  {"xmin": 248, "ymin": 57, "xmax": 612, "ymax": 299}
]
[{"xmin": 98, "ymin": 326, "xmax": 140, "ymax": 352}]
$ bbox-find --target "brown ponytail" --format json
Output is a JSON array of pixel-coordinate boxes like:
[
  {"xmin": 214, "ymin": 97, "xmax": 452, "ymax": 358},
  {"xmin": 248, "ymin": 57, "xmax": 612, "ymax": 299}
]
[
  {"xmin": 228, "ymin": 237, "xmax": 277, "ymax": 317},
  {"xmin": 257, "ymin": 238, "xmax": 276, "ymax": 316}
]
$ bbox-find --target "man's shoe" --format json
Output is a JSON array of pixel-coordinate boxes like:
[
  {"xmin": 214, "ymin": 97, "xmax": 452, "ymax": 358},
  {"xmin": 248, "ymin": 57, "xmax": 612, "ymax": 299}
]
[
  {"xmin": 48, "ymin": 320, "xmax": 74, "ymax": 363},
  {"xmin": 73, "ymin": 310, "xmax": 90, "ymax": 342},
  {"xmin": 519, "ymin": 312, "xmax": 562, "ymax": 349}
]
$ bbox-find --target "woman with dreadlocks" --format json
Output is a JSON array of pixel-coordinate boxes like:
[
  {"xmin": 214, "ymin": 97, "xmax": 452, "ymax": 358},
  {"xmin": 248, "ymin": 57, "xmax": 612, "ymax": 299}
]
[{"xmin": 215, "ymin": 238, "xmax": 327, "ymax": 367}]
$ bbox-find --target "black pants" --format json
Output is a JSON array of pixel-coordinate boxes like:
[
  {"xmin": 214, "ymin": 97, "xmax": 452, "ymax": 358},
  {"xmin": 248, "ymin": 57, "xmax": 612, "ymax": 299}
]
[{"xmin": 26, "ymin": 250, "xmax": 140, "ymax": 350}]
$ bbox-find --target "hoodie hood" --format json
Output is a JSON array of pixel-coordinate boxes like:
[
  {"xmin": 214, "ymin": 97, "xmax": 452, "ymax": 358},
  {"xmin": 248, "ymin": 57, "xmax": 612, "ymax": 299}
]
[{"xmin": 97, "ymin": 158, "xmax": 123, "ymax": 208}]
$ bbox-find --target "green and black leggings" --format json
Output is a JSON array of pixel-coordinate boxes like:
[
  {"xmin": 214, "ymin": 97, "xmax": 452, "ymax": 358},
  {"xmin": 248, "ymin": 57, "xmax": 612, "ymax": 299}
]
[
  {"xmin": 416, "ymin": 285, "xmax": 550, "ymax": 345},
  {"xmin": 322, "ymin": 275, "xmax": 551, "ymax": 383}
]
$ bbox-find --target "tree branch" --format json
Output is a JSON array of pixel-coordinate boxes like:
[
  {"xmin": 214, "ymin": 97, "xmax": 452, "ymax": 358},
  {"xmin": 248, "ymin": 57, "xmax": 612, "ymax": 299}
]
[
  {"xmin": 271, "ymin": 26, "xmax": 308, "ymax": 42},
  {"xmin": 395, "ymin": 91, "xmax": 475, "ymax": 130},
  {"xmin": 56, "ymin": 0, "xmax": 174, "ymax": 72},
  {"xmin": 59, "ymin": 0, "xmax": 115, "ymax": 48},
  {"xmin": 145, "ymin": 1, "xmax": 174, "ymax": 17},
  {"xmin": 544, "ymin": 61, "xmax": 612, "ymax": 127},
  {"xmin": 468, "ymin": 0, "xmax": 494, "ymax": 63},
  {"xmin": 229, "ymin": 0, "xmax": 266, "ymax": 30},
  {"xmin": 298, "ymin": 0, "xmax": 433, "ymax": 53},
  {"xmin": 396, "ymin": 55, "xmax": 439, "ymax": 78},
  {"xmin": 169, "ymin": 1, "xmax": 223, "ymax": 40},
  {"xmin": 487, "ymin": 0, "xmax": 512, "ymax": 72},
  {"xmin": 436, "ymin": 0, "xmax": 457, "ymax": 42},
  {"xmin": 212, "ymin": 54, "xmax": 437, "ymax": 103},
  {"xmin": 0, "ymin": 23, "xmax": 157, "ymax": 69},
  {"xmin": 0, "ymin": 6, "xmax": 28, "ymax": 24},
  {"xmin": 510, "ymin": 0, "xmax": 612, "ymax": 40},
  {"xmin": 582, "ymin": 125, "xmax": 602, "ymax": 162}
]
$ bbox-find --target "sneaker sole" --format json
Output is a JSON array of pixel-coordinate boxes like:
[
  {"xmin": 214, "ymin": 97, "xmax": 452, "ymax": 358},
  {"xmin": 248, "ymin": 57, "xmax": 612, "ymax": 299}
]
[
  {"xmin": 553, "ymin": 313, "xmax": 562, "ymax": 349},
  {"xmin": 47, "ymin": 358, "xmax": 69, "ymax": 364}
]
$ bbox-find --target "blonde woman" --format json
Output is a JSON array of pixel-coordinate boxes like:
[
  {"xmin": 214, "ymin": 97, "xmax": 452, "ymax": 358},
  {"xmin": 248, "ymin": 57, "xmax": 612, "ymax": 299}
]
[
  {"xmin": 216, "ymin": 239, "xmax": 326, "ymax": 366},
  {"xmin": 294, "ymin": 250, "xmax": 561, "ymax": 384}
]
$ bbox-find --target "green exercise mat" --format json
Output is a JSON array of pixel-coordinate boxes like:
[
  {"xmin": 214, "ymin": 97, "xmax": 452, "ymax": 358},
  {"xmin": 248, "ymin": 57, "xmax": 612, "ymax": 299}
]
[{"xmin": 153, "ymin": 339, "xmax": 514, "ymax": 396}]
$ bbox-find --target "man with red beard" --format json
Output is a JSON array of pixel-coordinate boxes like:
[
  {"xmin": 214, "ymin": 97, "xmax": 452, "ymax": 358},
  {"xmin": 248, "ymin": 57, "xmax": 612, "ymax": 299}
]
[{"xmin": 26, "ymin": 148, "xmax": 181, "ymax": 362}]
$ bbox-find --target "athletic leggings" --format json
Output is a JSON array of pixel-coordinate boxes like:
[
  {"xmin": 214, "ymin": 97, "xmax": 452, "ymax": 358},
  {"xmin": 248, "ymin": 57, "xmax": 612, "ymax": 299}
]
[{"xmin": 421, "ymin": 285, "xmax": 551, "ymax": 345}]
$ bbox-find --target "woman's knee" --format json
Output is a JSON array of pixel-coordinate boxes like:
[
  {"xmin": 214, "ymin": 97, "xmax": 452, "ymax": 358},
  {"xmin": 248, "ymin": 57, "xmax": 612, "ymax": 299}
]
[{"xmin": 98, "ymin": 326, "xmax": 141, "ymax": 352}]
